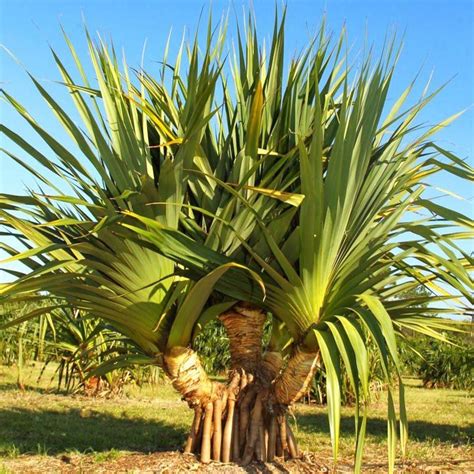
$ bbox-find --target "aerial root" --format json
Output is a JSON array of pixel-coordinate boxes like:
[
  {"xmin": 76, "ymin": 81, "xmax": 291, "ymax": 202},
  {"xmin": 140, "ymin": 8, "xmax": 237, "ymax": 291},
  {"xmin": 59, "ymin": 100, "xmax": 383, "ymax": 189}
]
[
  {"xmin": 200, "ymin": 402, "xmax": 214, "ymax": 463},
  {"xmin": 239, "ymin": 406, "xmax": 300, "ymax": 465},
  {"xmin": 212, "ymin": 399, "xmax": 222, "ymax": 461},
  {"xmin": 184, "ymin": 404, "xmax": 202, "ymax": 454},
  {"xmin": 183, "ymin": 373, "xmax": 300, "ymax": 465}
]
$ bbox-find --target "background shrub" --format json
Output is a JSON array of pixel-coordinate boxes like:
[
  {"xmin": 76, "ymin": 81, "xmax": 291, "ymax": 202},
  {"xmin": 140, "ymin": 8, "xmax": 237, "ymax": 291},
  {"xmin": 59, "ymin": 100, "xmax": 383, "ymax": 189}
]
[{"xmin": 400, "ymin": 334, "xmax": 473, "ymax": 391}]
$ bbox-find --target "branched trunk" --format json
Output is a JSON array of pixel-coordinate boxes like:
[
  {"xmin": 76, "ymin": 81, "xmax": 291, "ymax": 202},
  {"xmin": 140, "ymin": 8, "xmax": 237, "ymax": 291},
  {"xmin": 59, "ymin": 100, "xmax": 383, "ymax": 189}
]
[
  {"xmin": 163, "ymin": 346, "xmax": 220, "ymax": 407},
  {"xmin": 274, "ymin": 347, "xmax": 320, "ymax": 405},
  {"xmin": 163, "ymin": 305, "xmax": 320, "ymax": 465}
]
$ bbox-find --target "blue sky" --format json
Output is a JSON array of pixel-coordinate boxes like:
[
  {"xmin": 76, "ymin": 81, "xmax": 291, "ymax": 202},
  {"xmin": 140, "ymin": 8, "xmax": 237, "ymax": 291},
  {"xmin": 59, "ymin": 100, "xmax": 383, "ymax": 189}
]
[{"xmin": 0, "ymin": 0, "xmax": 473, "ymax": 279}]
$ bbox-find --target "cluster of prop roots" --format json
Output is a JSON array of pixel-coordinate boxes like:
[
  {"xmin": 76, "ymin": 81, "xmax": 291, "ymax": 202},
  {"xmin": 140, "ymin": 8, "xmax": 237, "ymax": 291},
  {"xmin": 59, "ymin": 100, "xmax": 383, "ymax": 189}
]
[
  {"xmin": 163, "ymin": 303, "xmax": 319, "ymax": 465},
  {"xmin": 182, "ymin": 369, "xmax": 300, "ymax": 464}
]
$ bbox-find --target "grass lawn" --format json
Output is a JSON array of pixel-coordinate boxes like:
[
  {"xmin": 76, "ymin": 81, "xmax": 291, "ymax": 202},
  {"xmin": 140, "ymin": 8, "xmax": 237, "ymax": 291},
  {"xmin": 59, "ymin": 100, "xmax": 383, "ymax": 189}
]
[{"xmin": 0, "ymin": 362, "xmax": 472, "ymax": 472}]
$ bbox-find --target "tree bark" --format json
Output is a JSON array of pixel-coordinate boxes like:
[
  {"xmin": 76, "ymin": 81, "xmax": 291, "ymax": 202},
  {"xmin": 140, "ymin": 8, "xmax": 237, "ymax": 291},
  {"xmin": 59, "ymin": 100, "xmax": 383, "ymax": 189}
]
[
  {"xmin": 219, "ymin": 303, "xmax": 266, "ymax": 374},
  {"xmin": 274, "ymin": 347, "xmax": 320, "ymax": 405},
  {"xmin": 163, "ymin": 346, "xmax": 221, "ymax": 407}
]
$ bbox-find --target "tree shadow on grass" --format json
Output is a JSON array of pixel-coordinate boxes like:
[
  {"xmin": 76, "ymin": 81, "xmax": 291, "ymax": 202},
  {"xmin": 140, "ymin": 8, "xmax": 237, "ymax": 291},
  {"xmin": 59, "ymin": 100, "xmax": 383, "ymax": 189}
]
[
  {"xmin": 2, "ymin": 407, "xmax": 471, "ymax": 459},
  {"xmin": 0, "ymin": 383, "xmax": 68, "ymax": 395},
  {"xmin": 295, "ymin": 413, "xmax": 473, "ymax": 445},
  {"xmin": 0, "ymin": 407, "xmax": 187, "ymax": 455}
]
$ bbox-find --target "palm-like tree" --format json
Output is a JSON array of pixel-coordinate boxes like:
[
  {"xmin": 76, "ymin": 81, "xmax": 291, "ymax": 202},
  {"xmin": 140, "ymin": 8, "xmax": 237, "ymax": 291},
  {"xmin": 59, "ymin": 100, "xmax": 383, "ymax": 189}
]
[{"xmin": 1, "ymin": 11, "xmax": 471, "ymax": 471}]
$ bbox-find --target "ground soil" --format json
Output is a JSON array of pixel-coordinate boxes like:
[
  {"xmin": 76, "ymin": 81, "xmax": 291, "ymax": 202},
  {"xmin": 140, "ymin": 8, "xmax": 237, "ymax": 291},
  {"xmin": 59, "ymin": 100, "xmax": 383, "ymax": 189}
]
[{"xmin": 2, "ymin": 450, "xmax": 473, "ymax": 473}]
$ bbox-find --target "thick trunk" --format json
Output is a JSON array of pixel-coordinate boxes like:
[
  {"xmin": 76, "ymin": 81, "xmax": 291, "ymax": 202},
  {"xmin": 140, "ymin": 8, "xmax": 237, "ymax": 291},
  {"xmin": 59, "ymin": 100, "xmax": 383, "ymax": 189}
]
[
  {"xmin": 218, "ymin": 303, "xmax": 266, "ymax": 373},
  {"xmin": 163, "ymin": 305, "xmax": 319, "ymax": 465},
  {"xmin": 274, "ymin": 347, "xmax": 320, "ymax": 405},
  {"xmin": 163, "ymin": 346, "xmax": 220, "ymax": 407}
]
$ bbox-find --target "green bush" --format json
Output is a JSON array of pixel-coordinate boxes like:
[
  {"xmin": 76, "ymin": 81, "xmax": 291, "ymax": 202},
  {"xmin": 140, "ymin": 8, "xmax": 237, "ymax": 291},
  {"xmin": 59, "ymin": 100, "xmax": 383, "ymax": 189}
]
[
  {"xmin": 0, "ymin": 301, "xmax": 55, "ymax": 365},
  {"xmin": 401, "ymin": 335, "xmax": 473, "ymax": 391},
  {"xmin": 193, "ymin": 319, "xmax": 231, "ymax": 375}
]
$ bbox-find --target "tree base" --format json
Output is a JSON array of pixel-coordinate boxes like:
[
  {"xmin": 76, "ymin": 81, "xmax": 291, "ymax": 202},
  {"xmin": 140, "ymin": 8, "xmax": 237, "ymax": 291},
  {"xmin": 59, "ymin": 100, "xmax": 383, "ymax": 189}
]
[{"xmin": 183, "ymin": 370, "xmax": 300, "ymax": 465}]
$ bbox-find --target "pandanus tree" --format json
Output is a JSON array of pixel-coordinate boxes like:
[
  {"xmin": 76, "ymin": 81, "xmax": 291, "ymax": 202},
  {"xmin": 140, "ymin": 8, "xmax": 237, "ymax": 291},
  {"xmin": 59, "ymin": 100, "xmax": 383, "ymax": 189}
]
[{"xmin": 1, "ymin": 10, "xmax": 472, "ymax": 471}]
